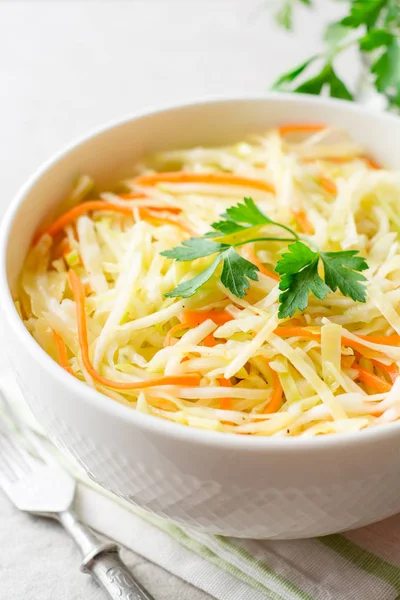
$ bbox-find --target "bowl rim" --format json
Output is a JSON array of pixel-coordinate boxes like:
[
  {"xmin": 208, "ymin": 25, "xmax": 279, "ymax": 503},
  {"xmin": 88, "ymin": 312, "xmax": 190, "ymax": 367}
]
[{"xmin": 2, "ymin": 91, "xmax": 400, "ymax": 451}]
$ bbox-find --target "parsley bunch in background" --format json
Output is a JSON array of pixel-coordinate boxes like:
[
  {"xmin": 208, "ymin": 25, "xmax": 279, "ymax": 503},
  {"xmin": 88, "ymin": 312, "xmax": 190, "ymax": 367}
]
[{"xmin": 271, "ymin": 0, "xmax": 400, "ymax": 112}]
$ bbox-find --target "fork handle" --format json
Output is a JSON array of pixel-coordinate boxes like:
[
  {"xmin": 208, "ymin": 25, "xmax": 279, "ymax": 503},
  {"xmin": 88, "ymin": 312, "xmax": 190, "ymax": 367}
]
[
  {"xmin": 59, "ymin": 509, "xmax": 156, "ymax": 600},
  {"xmin": 85, "ymin": 548, "xmax": 156, "ymax": 600}
]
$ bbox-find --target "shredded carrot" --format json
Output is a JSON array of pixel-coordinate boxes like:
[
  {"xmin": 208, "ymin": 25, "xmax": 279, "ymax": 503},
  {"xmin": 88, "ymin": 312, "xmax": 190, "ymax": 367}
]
[
  {"xmin": 150, "ymin": 397, "xmax": 177, "ymax": 412},
  {"xmin": 302, "ymin": 155, "xmax": 382, "ymax": 169},
  {"xmin": 202, "ymin": 333, "xmax": 217, "ymax": 347},
  {"xmin": 341, "ymin": 355, "xmax": 356, "ymax": 369},
  {"xmin": 52, "ymin": 238, "xmax": 71, "ymax": 260},
  {"xmin": 291, "ymin": 209, "xmax": 314, "ymax": 235},
  {"xmin": 372, "ymin": 360, "xmax": 399, "ymax": 385},
  {"xmin": 358, "ymin": 334, "xmax": 400, "ymax": 346},
  {"xmin": 217, "ymin": 378, "xmax": 233, "ymax": 411},
  {"xmin": 241, "ymin": 246, "xmax": 280, "ymax": 281},
  {"xmin": 365, "ymin": 157, "xmax": 381, "ymax": 170},
  {"xmin": 263, "ymin": 361, "xmax": 283, "ymax": 414},
  {"xmin": 279, "ymin": 123, "xmax": 326, "ymax": 136},
  {"xmin": 274, "ymin": 327, "xmax": 320, "ymax": 340},
  {"xmin": 164, "ymin": 322, "xmax": 189, "ymax": 347},
  {"xmin": 118, "ymin": 192, "xmax": 145, "ymax": 200},
  {"xmin": 119, "ymin": 193, "xmax": 182, "ymax": 214},
  {"xmin": 133, "ymin": 171, "xmax": 275, "ymax": 194},
  {"xmin": 36, "ymin": 201, "xmax": 133, "ymax": 241},
  {"xmin": 353, "ymin": 364, "xmax": 392, "ymax": 393},
  {"xmin": 137, "ymin": 207, "xmax": 194, "ymax": 235},
  {"xmin": 84, "ymin": 283, "xmax": 93, "ymax": 296},
  {"xmin": 322, "ymin": 156, "xmax": 354, "ymax": 164},
  {"xmin": 68, "ymin": 269, "xmax": 201, "ymax": 390},
  {"xmin": 52, "ymin": 329, "xmax": 74, "ymax": 375},
  {"xmin": 274, "ymin": 327, "xmax": 400, "ymax": 357},
  {"xmin": 319, "ymin": 176, "xmax": 337, "ymax": 195},
  {"xmin": 181, "ymin": 309, "xmax": 233, "ymax": 327},
  {"xmin": 34, "ymin": 200, "xmax": 193, "ymax": 244}
]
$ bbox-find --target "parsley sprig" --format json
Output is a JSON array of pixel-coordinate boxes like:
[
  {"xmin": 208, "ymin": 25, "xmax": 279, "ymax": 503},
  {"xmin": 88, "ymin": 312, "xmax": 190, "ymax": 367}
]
[
  {"xmin": 271, "ymin": 0, "xmax": 400, "ymax": 112},
  {"xmin": 161, "ymin": 198, "xmax": 369, "ymax": 319}
]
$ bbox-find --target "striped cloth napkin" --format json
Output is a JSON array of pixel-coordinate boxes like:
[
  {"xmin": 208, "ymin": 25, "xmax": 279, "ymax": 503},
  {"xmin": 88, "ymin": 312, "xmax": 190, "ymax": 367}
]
[{"xmin": 2, "ymin": 373, "xmax": 400, "ymax": 600}]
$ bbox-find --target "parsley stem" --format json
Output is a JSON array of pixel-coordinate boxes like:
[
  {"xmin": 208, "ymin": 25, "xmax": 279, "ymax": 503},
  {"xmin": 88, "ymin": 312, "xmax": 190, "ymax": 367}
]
[
  {"xmin": 271, "ymin": 221, "xmax": 300, "ymax": 240},
  {"xmin": 233, "ymin": 236, "xmax": 297, "ymax": 247}
]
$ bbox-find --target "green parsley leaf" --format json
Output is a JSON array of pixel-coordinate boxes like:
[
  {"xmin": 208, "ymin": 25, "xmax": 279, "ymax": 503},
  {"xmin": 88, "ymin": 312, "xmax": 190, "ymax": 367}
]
[
  {"xmin": 211, "ymin": 197, "xmax": 276, "ymax": 235},
  {"xmin": 274, "ymin": 0, "xmax": 312, "ymax": 31},
  {"xmin": 294, "ymin": 63, "xmax": 353, "ymax": 100},
  {"xmin": 276, "ymin": 0, "xmax": 293, "ymax": 30},
  {"xmin": 164, "ymin": 255, "xmax": 223, "ymax": 298},
  {"xmin": 275, "ymin": 241, "xmax": 318, "ymax": 276},
  {"xmin": 162, "ymin": 200, "xmax": 369, "ymax": 316},
  {"xmin": 385, "ymin": 0, "xmax": 400, "ymax": 25},
  {"xmin": 271, "ymin": 0, "xmax": 400, "ymax": 112},
  {"xmin": 275, "ymin": 242, "xmax": 329, "ymax": 318},
  {"xmin": 271, "ymin": 56, "xmax": 318, "ymax": 91},
  {"xmin": 275, "ymin": 243, "xmax": 368, "ymax": 318},
  {"xmin": 222, "ymin": 197, "xmax": 274, "ymax": 227},
  {"xmin": 294, "ymin": 70, "xmax": 326, "ymax": 95},
  {"xmin": 371, "ymin": 35, "xmax": 400, "ymax": 94},
  {"xmin": 278, "ymin": 261, "xmax": 330, "ymax": 319},
  {"xmin": 340, "ymin": 0, "xmax": 385, "ymax": 30},
  {"xmin": 323, "ymin": 22, "xmax": 351, "ymax": 46},
  {"xmin": 161, "ymin": 238, "xmax": 228, "ymax": 261},
  {"xmin": 274, "ymin": 242, "xmax": 326, "ymax": 317},
  {"xmin": 220, "ymin": 247, "xmax": 259, "ymax": 298},
  {"xmin": 321, "ymin": 250, "xmax": 368, "ymax": 302},
  {"xmin": 359, "ymin": 29, "xmax": 393, "ymax": 51},
  {"xmin": 329, "ymin": 68, "xmax": 353, "ymax": 100},
  {"xmin": 210, "ymin": 219, "xmax": 246, "ymax": 235}
]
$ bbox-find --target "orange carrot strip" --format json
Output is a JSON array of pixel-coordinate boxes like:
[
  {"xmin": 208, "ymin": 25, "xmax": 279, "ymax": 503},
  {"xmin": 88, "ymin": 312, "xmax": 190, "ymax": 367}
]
[
  {"xmin": 274, "ymin": 327, "xmax": 320, "ymax": 340},
  {"xmin": 217, "ymin": 378, "xmax": 233, "ymax": 411},
  {"xmin": 279, "ymin": 123, "xmax": 326, "ymax": 136},
  {"xmin": 68, "ymin": 270, "xmax": 200, "ymax": 390},
  {"xmin": 303, "ymin": 155, "xmax": 382, "ymax": 169},
  {"xmin": 274, "ymin": 327, "xmax": 400, "ymax": 355},
  {"xmin": 35, "ymin": 201, "xmax": 193, "ymax": 243},
  {"xmin": 202, "ymin": 333, "xmax": 217, "ymax": 347},
  {"xmin": 52, "ymin": 329, "xmax": 74, "ymax": 376},
  {"xmin": 341, "ymin": 355, "xmax": 356, "ymax": 369},
  {"xmin": 358, "ymin": 334, "xmax": 400, "ymax": 346},
  {"xmin": 275, "ymin": 327, "xmax": 400, "ymax": 346},
  {"xmin": 52, "ymin": 238, "xmax": 71, "ymax": 260},
  {"xmin": 291, "ymin": 209, "xmax": 314, "ymax": 235},
  {"xmin": 137, "ymin": 207, "xmax": 194, "ymax": 235},
  {"xmin": 319, "ymin": 176, "xmax": 337, "ymax": 195},
  {"xmin": 182, "ymin": 309, "xmax": 233, "ymax": 327},
  {"xmin": 263, "ymin": 361, "xmax": 283, "ymax": 414},
  {"xmin": 365, "ymin": 157, "xmax": 381, "ymax": 170},
  {"xmin": 150, "ymin": 397, "xmax": 177, "ymax": 412},
  {"xmin": 134, "ymin": 171, "xmax": 275, "ymax": 194},
  {"xmin": 118, "ymin": 192, "xmax": 145, "ymax": 200},
  {"xmin": 353, "ymin": 364, "xmax": 392, "ymax": 393},
  {"xmin": 119, "ymin": 193, "xmax": 182, "ymax": 214},
  {"xmin": 164, "ymin": 322, "xmax": 189, "ymax": 347},
  {"xmin": 84, "ymin": 283, "xmax": 93, "ymax": 296},
  {"xmin": 372, "ymin": 360, "xmax": 399, "ymax": 385},
  {"xmin": 37, "ymin": 201, "xmax": 133, "ymax": 241},
  {"xmin": 241, "ymin": 246, "xmax": 280, "ymax": 281}
]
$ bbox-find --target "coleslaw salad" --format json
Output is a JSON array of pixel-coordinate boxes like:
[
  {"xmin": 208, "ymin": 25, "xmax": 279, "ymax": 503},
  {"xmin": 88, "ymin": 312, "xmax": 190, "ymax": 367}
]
[{"xmin": 17, "ymin": 123, "xmax": 400, "ymax": 437}]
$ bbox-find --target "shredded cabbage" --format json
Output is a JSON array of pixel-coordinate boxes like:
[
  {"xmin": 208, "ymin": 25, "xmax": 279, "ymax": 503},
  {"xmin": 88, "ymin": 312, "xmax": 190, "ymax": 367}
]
[{"xmin": 17, "ymin": 125, "xmax": 400, "ymax": 437}]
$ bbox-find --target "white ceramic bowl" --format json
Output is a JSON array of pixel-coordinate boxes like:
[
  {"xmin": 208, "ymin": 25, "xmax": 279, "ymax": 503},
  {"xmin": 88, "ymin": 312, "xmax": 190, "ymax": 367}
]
[{"xmin": 2, "ymin": 95, "xmax": 400, "ymax": 540}]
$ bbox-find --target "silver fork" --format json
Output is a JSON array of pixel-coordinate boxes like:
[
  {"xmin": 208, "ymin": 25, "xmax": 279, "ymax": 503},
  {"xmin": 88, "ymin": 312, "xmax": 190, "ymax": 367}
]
[{"xmin": 0, "ymin": 394, "xmax": 156, "ymax": 600}]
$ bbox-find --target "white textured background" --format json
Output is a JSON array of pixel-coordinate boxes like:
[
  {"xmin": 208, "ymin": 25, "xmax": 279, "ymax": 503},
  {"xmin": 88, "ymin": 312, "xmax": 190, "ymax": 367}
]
[{"xmin": 0, "ymin": 1, "xmax": 347, "ymax": 598}]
